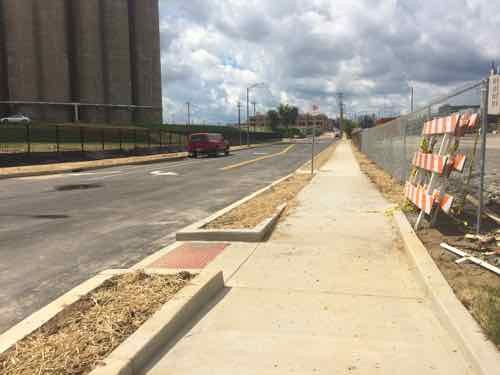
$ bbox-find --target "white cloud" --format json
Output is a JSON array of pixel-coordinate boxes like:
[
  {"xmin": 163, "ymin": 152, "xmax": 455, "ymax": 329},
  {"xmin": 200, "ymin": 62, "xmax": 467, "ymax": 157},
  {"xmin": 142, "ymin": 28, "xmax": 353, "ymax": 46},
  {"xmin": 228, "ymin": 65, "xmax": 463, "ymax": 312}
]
[{"xmin": 159, "ymin": 0, "xmax": 499, "ymax": 123}]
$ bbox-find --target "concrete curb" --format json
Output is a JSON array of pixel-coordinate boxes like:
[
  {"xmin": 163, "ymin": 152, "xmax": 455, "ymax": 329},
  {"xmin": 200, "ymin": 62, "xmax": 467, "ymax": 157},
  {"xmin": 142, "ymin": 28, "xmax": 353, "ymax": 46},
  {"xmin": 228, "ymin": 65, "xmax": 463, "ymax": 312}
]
[
  {"xmin": 174, "ymin": 170, "xmax": 294, "ymax": 242},
  {"xmin": 0, "ymin": 268, "xmax": 225, "ymax": 375},
  {"xmin": 90, "ymin": 269, "xmax": 224, "ymax": 375},
  {"xmin": 176, "ymin": 203, "xmax": 287, "ymax": 242},
  {"xmin": 0, "ymin": 269, "xmax": 128, "ymax": 355},
  {"xmin": 393, "ymin": 211, "xmax": 500, "ymax": 375},
  {"xmin": 0, "ymin": 154, "xmax": 188, "ymax": 180},
  {"xmin": 0, "ymin": 142, "xmax": 283, "ymax": 180},
  {"xmin": 174, "ymin": 140, "xmax": 338, "ymax": 243}
]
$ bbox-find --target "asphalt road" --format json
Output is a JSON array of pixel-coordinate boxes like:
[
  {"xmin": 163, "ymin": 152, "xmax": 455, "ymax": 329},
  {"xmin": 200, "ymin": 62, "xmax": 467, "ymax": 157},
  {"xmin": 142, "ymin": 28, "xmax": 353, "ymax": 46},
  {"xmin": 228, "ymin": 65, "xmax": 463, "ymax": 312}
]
[{"xmin": 0, "ymin": 139, "xmax": 334, "ymax": 334}]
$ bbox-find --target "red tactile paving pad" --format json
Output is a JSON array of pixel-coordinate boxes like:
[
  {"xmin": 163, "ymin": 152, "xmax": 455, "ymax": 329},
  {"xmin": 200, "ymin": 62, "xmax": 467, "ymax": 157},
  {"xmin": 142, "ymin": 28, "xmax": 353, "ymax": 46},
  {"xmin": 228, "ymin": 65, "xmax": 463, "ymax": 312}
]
[{"xmin": 149, "ymin": 243, "xmax": 229, "ymax": 269}]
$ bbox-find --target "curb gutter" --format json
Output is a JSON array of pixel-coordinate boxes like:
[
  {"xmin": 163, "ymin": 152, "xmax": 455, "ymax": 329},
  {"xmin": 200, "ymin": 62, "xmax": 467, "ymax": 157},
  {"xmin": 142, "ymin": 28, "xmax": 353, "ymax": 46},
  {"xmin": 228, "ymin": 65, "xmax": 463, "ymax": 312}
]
[{"xmin": 394, "ymin": 211, "xmax": 500, "ymax": 375}]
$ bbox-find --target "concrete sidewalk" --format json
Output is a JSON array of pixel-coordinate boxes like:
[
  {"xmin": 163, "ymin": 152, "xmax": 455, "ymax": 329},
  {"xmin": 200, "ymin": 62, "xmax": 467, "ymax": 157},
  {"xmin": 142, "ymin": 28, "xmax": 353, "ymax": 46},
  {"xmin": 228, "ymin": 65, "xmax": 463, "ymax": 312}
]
[{"xmin": 144, "ymin": 141, "xmax": 476, "ymax": 374}]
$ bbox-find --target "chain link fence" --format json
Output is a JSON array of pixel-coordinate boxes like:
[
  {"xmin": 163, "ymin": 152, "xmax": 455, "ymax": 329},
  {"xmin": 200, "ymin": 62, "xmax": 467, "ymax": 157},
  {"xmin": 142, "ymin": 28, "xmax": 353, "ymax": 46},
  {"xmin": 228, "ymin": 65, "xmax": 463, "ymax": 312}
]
[{"xmin": 352, "ymin": 80, "xmax": 500, "ymax": 228}]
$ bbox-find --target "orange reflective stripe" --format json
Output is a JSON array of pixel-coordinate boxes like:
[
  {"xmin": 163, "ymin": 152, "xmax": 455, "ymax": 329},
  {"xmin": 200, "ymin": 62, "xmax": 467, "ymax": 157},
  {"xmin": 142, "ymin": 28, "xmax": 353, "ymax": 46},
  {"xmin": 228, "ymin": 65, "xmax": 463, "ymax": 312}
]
[
  {"xmin": 422, "ymin": 114, "xmax": 460, "ymax": 135},
  {"xmin": 412, "ymin": 152, "xmax": 448, "ymax": 174},
  {"xmin": 405, "ymin": 183, "xmax": 435, "ymax": 215}
]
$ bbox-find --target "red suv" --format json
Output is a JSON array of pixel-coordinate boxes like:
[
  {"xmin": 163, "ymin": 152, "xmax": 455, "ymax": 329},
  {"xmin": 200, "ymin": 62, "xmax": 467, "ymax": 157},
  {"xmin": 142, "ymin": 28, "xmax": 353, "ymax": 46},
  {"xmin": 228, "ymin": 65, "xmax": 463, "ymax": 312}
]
[{"xmin": 187, "ymin": 133, "xmax": 230, "ymax": 158}]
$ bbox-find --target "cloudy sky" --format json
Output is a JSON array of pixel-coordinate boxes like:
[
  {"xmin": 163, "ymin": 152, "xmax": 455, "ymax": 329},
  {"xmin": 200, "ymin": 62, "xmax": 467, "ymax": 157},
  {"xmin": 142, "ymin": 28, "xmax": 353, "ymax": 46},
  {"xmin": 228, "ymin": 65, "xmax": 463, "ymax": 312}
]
[{"xmin": 159, "ymin": 0, "xmax": 500, "ymax": 124}]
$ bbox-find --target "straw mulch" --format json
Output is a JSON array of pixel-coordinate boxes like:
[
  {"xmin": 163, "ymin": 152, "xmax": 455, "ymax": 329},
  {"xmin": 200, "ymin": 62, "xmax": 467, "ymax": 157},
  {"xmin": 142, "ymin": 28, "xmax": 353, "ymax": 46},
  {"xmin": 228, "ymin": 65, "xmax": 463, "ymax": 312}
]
[
  {"xmin": 0, "ymin": 271, "xmax": 192, "ymax": 375},
  {"xmin": 205, "ymin": 142, "xmax": 339, "ymax": 230},
  {"xmin": 204, "ymin": 174, "xmax": 312, "ymax": 230}
]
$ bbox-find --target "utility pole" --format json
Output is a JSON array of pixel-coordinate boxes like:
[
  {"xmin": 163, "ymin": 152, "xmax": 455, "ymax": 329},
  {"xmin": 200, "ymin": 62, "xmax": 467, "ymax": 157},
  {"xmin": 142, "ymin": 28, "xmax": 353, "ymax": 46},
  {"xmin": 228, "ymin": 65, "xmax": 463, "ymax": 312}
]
[
  {"xmin": 411, "ymin": 86, "xmax": 414, "ymax": 112},
  {"xmin": 336, "ymin": 93, "xmax": 344, "ymax": 135},
  {"xmin": 237, "ymin": 101, "xmax": 242, "ymax": 146},
  {"xmin": 252, "ymin": 101, "xmax": 257, "ymax": 134},
  {"xmin": 246, "ymin": 87, "xmax": 250, "ymax": 147},
  {"xmin": 186, "ymin": 102, "xmax": 191, "ymax": 127}
]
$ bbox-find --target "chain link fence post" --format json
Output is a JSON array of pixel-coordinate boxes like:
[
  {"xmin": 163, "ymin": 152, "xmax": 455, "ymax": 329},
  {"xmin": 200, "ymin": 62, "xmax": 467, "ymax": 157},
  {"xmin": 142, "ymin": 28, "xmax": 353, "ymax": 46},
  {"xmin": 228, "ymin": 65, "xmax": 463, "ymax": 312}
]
[
  {"xmin": 477, "ymin": 80, "xmax": 489, "ymax": 234},
  {"xmin": 56, "ymin": 125, "xmax": 60, "ymax": 153},
  {"xmin": 26, "ymin": 123, "xmax": 31, "ymax": 154},
  {"xmin": 80, "ymin": 126, "xmax": 85, "ymax": 152}
]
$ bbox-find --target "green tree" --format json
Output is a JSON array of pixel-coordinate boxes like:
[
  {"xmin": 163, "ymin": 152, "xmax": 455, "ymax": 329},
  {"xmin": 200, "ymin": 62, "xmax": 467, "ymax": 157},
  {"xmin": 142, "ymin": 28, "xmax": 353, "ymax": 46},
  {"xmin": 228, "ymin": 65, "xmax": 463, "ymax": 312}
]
[
  {"xmin": 267, "ymin": 110, "xmax": 280, "ymax": 131},
  {"xmin": 342, "ymin": 119, "xmax": 358, "ymax": 138},
  {"xmin": 278, "ymin": 104, "xmax": 299, "ymax": 138},
  {"xmin": 359, "ymin": 115, "xmax": 375, "ymax": 129}
]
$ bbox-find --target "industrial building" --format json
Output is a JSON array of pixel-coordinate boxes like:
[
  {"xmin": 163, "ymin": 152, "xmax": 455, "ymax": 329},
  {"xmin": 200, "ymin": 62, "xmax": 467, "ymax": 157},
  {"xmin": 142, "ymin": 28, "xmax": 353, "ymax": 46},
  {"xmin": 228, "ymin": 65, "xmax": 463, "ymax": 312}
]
[{"xmin": 0, "ymin": 0, "xmax": 162, "ymax": 124}]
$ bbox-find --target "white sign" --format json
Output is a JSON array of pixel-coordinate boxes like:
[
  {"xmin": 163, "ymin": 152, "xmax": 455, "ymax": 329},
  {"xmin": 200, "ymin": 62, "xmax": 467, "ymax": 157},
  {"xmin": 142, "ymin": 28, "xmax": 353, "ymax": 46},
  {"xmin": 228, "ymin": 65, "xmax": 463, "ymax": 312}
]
[
  {"xmin": 311, "ymin": 104, "xmax": 321, "ymax": 116},
  {"xmin": 488, "ymin": 74, "xmax": 500, "ymax": 115}
]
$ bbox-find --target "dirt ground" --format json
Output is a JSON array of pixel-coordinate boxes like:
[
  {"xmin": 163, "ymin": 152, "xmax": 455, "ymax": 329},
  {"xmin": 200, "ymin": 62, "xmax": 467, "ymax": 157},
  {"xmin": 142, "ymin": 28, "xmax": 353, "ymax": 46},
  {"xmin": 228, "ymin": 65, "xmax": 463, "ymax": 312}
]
[
  {"xmin": 352, "ymin": 143, "xmax": 500, "ymax": 349},
  {"xmin": 0, "ymin": 272, "xmax": 192, "ymax": 375},
  {"xmin": 205, "ymin": 142, "xmax": 338, "ymax": 230}
]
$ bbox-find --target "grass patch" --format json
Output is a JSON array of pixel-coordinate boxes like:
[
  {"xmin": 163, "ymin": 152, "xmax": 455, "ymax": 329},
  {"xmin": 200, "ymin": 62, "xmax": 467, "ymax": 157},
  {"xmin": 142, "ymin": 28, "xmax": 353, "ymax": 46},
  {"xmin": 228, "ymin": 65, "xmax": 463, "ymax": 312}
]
[{"xmin": 473, "ymin": 287, "xmax": 500, "ymax": 348}]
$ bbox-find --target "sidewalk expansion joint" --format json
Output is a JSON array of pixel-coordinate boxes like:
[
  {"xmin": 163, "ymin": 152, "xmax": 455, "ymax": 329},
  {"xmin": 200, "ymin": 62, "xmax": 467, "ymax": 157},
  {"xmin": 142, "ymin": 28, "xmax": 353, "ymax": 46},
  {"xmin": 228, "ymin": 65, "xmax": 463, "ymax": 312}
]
[
  {"xmin": 225, "ymin": 244, "xmax": 261, "ymax": 283},
  {"xmin": 226, "ymin": 285, "xmax": 425, "ymax": 302}
]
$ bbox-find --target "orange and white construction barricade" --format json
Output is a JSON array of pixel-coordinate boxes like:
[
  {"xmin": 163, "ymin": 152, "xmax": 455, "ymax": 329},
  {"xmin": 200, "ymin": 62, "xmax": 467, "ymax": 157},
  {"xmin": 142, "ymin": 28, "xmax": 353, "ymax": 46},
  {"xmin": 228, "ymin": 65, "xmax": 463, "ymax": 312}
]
[{"xmin": 405, "ymin": 112, "xmax": 479, "ymax": 229}]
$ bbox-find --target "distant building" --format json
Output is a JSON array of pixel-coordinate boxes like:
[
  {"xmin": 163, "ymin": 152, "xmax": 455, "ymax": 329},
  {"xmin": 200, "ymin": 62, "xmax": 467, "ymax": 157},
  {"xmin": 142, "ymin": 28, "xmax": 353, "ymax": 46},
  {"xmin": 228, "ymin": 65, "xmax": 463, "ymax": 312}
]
[
  {"xmin": 249, "ymin": 113, "xmax": 270, "ymax": 131},
  {"xmin": 249, "ymin": 112, "xmax": 335, "ymax": 134},
  {"xmin": 437, "ymin": 104, "xmax": 480, "ymax": 116},
  {"xmin": 295, "ymin": 114, "xmax": 332, "ymax": 133},
  {"xmin": 0, "ymin": 0, "xmax": 162, "ymax": 124}
]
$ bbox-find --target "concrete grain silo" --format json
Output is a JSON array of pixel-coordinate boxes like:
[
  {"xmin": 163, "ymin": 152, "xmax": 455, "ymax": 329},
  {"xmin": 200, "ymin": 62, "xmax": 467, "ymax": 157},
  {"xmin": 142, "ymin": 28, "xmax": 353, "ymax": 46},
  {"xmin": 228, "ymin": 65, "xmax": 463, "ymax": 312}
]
[
  {"xmin": 129, "ymin": 0, "xmax": 162, "ymax": 123},
  {"xmin": 71, "ymin": 0, "xmax": 106, "ymax": 123},
  {"xmin": 35, "ymin": 0, "xmax": 72, "ymax": 122},
  {"xmin": 150, "ymin": 0, "xmax": 163, "ymax": 123},
  {"xmin": 2, "ymin": 0, "xmax": 40, "ymax": 118},
  {"xmin": 0, "ymin": 3, "xmax": 7, "ymax": 116},
  {"xmin": 0, "ymin": 0, "xmax": 162, "ymax": 124},
  {"xmin": 102, "ymin": 0, "xmax": 133, "ymax": 124}
]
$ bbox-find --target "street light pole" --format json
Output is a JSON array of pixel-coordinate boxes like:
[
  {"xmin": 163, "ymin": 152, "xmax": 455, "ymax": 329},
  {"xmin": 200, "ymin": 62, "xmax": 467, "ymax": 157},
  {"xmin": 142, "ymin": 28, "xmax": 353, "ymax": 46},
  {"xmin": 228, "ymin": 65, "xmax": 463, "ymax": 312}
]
[{"xmin": 246, "ymin": 83, "xmax": 266, "ymax": 147}]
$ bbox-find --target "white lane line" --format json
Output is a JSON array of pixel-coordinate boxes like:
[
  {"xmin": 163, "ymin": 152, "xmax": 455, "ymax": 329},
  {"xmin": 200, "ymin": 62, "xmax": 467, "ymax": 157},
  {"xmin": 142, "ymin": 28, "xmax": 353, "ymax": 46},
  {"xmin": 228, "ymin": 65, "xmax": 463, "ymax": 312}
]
[{"xmin": 150, "ymin": 171, "xmax": 179, "ymax": 176}]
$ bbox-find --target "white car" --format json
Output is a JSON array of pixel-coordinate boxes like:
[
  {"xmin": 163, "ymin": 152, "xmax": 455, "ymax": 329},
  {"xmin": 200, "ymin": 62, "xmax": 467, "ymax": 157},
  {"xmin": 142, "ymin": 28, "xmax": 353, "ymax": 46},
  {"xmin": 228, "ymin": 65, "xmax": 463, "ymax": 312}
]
[{"xmin": 0, "ymin": 114, "xmax": 31, "ymax": 124}]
